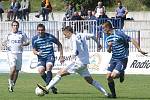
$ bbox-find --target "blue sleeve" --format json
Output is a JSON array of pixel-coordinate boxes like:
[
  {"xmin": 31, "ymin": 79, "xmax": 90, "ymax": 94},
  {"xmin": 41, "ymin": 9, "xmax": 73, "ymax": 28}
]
[{"xmin": 49, "ymin": 34, "xmax": 59, "ymax": 45}]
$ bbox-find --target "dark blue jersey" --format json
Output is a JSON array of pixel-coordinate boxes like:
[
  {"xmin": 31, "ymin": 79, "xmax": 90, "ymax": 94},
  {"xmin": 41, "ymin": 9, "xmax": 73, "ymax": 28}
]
[
  {"xmin": 106, "ymin": 30, "xmax": 131, "ymax": 60},
  {"xmin": 32, "ymin": 33, "xmax": 58, "ymax": 59}
]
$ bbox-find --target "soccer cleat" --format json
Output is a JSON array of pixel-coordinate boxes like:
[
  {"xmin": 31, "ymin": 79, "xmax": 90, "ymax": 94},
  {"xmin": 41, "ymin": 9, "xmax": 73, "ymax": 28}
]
[
  {"xmin": 120, "ymin": 72, "xmax": 125, "ymax": 83},
  {"xmin": 51, "ymin": 87, "xmax": 58, "ymax": 94},
  {"xmin": 106, "ymin": 93, "xmax": 117, "ymax": 98},
  {"xmin": 37, "ymin": 84, "xmax": 49, "ymax": 94}
]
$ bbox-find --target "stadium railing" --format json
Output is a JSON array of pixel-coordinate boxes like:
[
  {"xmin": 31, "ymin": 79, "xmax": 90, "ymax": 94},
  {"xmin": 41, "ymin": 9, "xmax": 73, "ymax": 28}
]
[
  {"xmin": 0, "ymin": 20, "xmax": 139, "ymax": 52},
  {"xmin": 97, "ymin": 18, "xmax": 122, "ymax": 29}
]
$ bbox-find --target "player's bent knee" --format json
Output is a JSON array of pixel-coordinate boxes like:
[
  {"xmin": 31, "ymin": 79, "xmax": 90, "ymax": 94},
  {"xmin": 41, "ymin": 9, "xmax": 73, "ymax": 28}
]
[{"xmin": 38, "ymin": 68, "xmax": 45, "ymax": 75}]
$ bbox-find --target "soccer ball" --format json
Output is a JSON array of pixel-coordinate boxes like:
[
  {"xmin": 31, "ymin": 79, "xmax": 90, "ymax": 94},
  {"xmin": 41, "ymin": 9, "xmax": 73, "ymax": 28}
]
[{"xmin": 35, "ymin": 87, "xmax": 45, "ymax": 96}]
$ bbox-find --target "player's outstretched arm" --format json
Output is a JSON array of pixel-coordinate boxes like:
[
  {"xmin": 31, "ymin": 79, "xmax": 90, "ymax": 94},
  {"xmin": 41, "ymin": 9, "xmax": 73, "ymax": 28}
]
[
  {"xmin": 131, "ymin": 38, "xmax": 148, "ymax": 55},
  {"xmin": 91, "ymin": 35, "xmax": 102, "ymax": 51}
]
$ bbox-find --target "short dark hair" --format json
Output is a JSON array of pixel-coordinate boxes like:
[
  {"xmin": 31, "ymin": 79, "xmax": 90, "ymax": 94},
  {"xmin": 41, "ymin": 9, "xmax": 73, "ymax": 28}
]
[
  {"xmin": 37, "ymin": 23, "xmax": 45, "ymax": 30},
  {"xmin": 62, "ymin": 26, "xmax": 73, "ymax": 33},
  {"xmin": 11, "ymin": 20, "xmax": 19, "ymax": 27}
]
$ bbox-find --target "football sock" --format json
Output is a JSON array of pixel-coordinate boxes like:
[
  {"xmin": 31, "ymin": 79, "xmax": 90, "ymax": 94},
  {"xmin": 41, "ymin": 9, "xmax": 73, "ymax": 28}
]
[
  {"xmin": 46, "ymin": 74, "xmax": 61, "ymax": 90},
  {"xmin": 41, "ymin": 73, "xmax": 47, "ymax": 83},
  {"xmin": 92, "ymin": 80, "xmax": 108, "ymax": 96},
  {"xmin": 108, "ymin": 81, "xmax": 116, "ymax": 96},
  {"xmin": 46, "ymin": 71, "xmax": 52, "ymax": 85}
]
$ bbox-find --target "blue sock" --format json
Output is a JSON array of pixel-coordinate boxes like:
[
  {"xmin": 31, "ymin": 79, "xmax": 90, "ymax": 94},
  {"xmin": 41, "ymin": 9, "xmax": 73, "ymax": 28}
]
[
  {"xmin": 41, "ymin": 73, "xmax": 47, "ymax": 83},
  {"xmin": 46, "ymin": 71, "xmax": 52, "ymax": 85},
  {"xmin": 108, "ymin": 80, "xmax": 116, "ymax": 96}
]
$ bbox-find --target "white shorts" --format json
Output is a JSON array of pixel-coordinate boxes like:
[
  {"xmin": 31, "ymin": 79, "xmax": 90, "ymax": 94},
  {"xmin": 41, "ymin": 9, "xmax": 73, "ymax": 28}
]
[
  {"xmin": 65, "ymin": 62, "xmax": 91, "ymax": 77},
  {"xmin": 7, "ymin": 53, "xmax": 22, "ymax": 70}
]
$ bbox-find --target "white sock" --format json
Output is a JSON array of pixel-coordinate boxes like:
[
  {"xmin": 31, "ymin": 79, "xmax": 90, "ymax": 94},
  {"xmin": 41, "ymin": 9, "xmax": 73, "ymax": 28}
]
[
  {"xmin": 46, "ymin": 74, "xmax": 61, "ymax": 90},
  {"xmin": 8, "ymin": 79, "xmax": 14, "ymax": 86},
  {"xmin": 92, "ymin": 80, "xmax": 108, "ymax": 96}
]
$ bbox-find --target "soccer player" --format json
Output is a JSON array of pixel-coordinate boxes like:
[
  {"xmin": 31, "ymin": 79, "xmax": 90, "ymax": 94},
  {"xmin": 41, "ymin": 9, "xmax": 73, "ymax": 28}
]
[
  {"xmin": 37, "ymin": 26, "xmax": 111, "ymax": 98},
  {"xmin": 102, "ymin": 21, "xmax": 147, "ymax": 98},
  {"xmin": 32, "ymin": 24, "xmax": 64, "ymax": 94},
  {"xmin": 7, "ymin": 20, "xmax": 30, "ymax": 92}
]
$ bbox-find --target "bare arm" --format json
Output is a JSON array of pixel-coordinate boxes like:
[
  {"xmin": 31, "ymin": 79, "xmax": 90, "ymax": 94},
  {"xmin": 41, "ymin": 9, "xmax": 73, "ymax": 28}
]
[
  {"xmin": 131, "ymin": 38, "xmax": 147, "ymax": 55},
  {"xmin": 32, "ymin": 48, "xmax": 41, "ymax": 55},
  {"xmin": 91, "ymin": 35, "xmax": 102, "ymax": 50},
  {"xmin": 107, "ymin": 42, "xmax": 112, "ymax": 53},
  {"xmin": 56, "ymin": 40, "xmax": 64, "ymax": 63}
]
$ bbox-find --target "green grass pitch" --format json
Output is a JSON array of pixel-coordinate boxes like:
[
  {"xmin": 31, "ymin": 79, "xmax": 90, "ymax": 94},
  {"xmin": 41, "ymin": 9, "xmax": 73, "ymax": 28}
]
[{"xmin": 0, "ymin": 73, "xmax": 149, "ymax": 100}]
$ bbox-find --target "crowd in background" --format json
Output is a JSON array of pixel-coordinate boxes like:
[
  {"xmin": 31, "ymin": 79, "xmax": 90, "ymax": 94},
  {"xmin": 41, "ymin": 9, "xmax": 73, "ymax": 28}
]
[
  {"xmin": 63, "ymin": 0, "xmax": 128, "ymax": 29},
  {"xmin": 0, "ymin": 0, "xmax": 129, "ymax": 29},
  {"xmin": 0, "ymin": 0, "xmax": 53, "ymax": 21}
]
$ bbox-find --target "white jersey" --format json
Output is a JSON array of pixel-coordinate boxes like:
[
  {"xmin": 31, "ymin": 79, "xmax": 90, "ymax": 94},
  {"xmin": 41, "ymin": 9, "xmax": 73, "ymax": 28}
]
[
  {"xmin": 7, "ymin": 31, "xmax": 29, "ymax": 53},
  {"xmin": 71, "ymin": 33, "xmax": 94, "ymax": 64}
]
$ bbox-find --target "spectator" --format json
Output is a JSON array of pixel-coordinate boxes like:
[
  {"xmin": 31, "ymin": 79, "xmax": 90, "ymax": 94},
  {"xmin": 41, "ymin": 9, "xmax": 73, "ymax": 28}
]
[
  {"xmin": 35, "ymin": 0, "xmax": 53, "ymax": 21},
  {"xmin": 84, "ymin": 10, "xmax": 97, "ymax": 20},
  {"xmin": 0, "ymin": 0, "xmax": 4, "ymax": 21},
  {"xmin": 71, "ymin": 12, "xmax": 83, "ymax": 32},
  {"xmin": 6, "ymin": 0, "xmax": 20, "ymax": 21},
  {"xmin": 84, "ymin": 10, "xmax": 97, "ymax": 35},
  {"xmin": 19, "ymin": 0, "xmax": 31, "ymax": 21},
  {"xmin": 94, "ymin": 1, "xmax": 107, "ymax": 18},
  {"xmin": 115, "ymin": 1, "xmax": 128, "ymax": 28},
  {"xmin": 63, "ymin": 3, "xmax": 76, "ymax": 21},
  {"xmin": 80, "ymin": 4, "xmax": 88, "ymax": 18}
]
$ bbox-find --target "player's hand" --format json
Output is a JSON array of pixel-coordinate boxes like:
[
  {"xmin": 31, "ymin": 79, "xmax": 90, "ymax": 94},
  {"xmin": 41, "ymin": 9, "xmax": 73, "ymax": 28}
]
[
  {"xmin": 138, "ymin": 49, "xmax": 148, "ymax": 56},
  {"xmin": 59, "ymin": 56, "xmax": 65, "ymax": 64},
  {"xmin": 37, "ymin": 51, "xmax": 42, "ymax": 56},
  {"xmin": 19, "ymin": 44, "xmax": 23, "ymax": 49},
  {"xmin": 97, "ymin": 44, "xmax": 102, "ymax": 52}
]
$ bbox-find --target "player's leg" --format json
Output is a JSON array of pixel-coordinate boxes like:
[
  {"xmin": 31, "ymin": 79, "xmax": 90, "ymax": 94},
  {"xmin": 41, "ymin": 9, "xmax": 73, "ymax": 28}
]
[
  {"xmin": 12, "ymin": 70, "xmax": 19, "ymax": 85},
  {"xmin": 119, "ymin": 58, "xmax": 128, "ymax": 83},
  {"xmin": 107, "ymin": 60, "xmax": 125, "ymax": 98},
  {"xmin": 107, "ymin": 73, "xmax": 116, "ymax": 98},
  {"xmin": 37, "ymin": 67, "xmax": 70, "ymax": 94},
  {"xmin": 8, "ymin": 67, "xmax": 16, "ymax": 92},
  {"xmin": 77, "ymin": 64, "xmax": 109, "ymax": 97},
  {"xmin": 13, "ymin": 53, "xmax": 22, "ymax": 85},
  {"xmin": 107, "ymin": 61, "xmax": 117, "ymax": 98},
  {"xmin": 7, "ymin": 53, "xmax": 17, "ymax": 92},
  {"xmin": 46, "ymin": 56, "xmax": 58, "ymax": 94},
  {"xmin": 36, "ymin": 59, "xmax": 47, "ymax": 83},
  {"xmin": 37, "ymin": 60, "xmax": 47, "ymax": 85},
  {"xmin": 37, "ymin": 62, "xmax": 75, "ymax": 94}
]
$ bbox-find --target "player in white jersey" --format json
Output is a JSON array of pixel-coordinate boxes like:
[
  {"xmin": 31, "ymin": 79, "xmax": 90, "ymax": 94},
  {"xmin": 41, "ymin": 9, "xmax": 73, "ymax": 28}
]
[
  {"xmin": 7, "ymin": 21, "xmax": 30, "ymax": 92},
  {"xmin": 37, "ymin": 26, "xmax": 111, "ymax": 97}
]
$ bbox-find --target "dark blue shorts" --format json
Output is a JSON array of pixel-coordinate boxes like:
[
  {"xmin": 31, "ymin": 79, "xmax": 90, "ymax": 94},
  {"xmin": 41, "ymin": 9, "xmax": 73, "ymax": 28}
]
[
  {"xmin": 37, "ymin": 55, "xmax": 55, "ymax": 67},
  {"xmin": 107, "ymin": 58, "xmax": 128, "ymax": 73}
]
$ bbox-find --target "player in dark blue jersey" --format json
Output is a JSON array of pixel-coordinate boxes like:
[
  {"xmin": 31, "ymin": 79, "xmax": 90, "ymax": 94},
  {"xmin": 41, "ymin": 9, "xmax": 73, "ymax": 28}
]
[
  {"xmin": 102, "ymin": 21, "xmax": 147, "ymax": 98},
  {"xmin": 32, "ymin": 24, "xmax": 64, "ymax": 94}
]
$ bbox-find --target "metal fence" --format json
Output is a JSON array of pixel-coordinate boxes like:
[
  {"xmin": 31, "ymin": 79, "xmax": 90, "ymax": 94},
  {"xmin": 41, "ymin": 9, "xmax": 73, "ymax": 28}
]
[
  {"xmin": 124, "ymin": 20, "xmax": 150, "ymax": 52},
  {"xmin": 97, "ymin": 18, "xmax": 122, "ymax": 29},
  {"xmin": 0, "ymin": 20, "xmax": 140, "ymax": 52}
]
